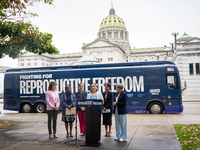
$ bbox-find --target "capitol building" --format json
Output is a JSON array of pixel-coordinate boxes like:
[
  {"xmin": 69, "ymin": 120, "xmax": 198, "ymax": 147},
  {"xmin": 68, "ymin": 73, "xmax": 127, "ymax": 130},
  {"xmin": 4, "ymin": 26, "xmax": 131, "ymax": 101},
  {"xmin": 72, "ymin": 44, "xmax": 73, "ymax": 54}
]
[{"xmin": 17, "ymin": 6, "xmax": 200, "ymax": 101}]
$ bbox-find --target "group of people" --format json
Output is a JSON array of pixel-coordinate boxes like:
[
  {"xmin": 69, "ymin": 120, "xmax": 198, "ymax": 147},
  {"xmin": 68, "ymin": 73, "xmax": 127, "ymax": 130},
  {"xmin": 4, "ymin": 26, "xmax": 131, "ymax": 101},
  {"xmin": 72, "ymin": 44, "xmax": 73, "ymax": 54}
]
[{"xmin": 46, "ymin": 81, "xmax": 127, "ymax": 142}]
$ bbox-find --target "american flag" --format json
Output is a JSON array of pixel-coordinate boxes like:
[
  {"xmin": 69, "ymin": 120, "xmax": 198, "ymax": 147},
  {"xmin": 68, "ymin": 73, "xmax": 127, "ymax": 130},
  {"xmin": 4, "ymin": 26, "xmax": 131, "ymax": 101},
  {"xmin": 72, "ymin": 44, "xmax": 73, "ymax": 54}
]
[{"xmin": 167, "ymin": 68, "xmax": 174, "ymax": 71}]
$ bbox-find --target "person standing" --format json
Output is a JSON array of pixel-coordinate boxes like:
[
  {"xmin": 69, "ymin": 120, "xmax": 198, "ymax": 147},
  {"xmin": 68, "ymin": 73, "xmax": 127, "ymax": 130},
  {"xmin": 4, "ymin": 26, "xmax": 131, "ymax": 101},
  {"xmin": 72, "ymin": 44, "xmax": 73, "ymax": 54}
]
[
  {"xmin": 46, "ymin": 81, "xmax": 60, "ymax": 139},
  {"xmin": 102, "ymin": 83, "xmax": 113, "ymax": 137},
  {"xmin": 75, "ymin": 83, "xmax": 87, "ymax": 136},
  {"xmin": 61, "ymin": 86, "xmax": 76, "ymax": 138},
  {"xmin": 113, "ymin": 84, "xmax": 127, "ymax": 142},
  {"xmin": 86, "ymin": 83, "xmax": 104, "ymax": 144},
  {"xmin": 87, "ymin": 83, "xmax": 104, "ymax": 100}
]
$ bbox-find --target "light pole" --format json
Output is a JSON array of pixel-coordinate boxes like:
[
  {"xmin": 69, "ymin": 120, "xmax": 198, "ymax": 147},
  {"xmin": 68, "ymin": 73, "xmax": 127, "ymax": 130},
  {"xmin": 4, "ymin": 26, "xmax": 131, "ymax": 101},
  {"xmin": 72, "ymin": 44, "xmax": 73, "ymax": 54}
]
[
  {"xmin": 170, "ymin": 43, "xmax": 174, "ymax": 52},
  {"xmin": 155, "ymin": 53, "xmax": 160, "ymax": 61},
  {"xmin": 172, "ymin": 32, "xmax": 179, "ymax": 50}
]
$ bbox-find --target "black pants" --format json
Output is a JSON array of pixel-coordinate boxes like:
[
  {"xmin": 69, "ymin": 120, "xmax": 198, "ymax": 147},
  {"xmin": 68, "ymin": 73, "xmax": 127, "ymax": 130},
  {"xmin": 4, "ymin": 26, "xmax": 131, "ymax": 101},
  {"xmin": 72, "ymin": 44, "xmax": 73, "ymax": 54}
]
[{"xmin": 47, "ymin": 110, "xmax": 58, "ymax": 135}]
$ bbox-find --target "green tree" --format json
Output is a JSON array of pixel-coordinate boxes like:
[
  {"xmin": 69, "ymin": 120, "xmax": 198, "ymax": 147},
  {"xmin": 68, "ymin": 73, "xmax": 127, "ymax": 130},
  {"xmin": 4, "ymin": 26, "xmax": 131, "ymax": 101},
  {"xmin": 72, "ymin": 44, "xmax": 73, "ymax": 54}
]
[{"xmin": 0, "ymin": 0, "xmax": 59, "ymax": 59}]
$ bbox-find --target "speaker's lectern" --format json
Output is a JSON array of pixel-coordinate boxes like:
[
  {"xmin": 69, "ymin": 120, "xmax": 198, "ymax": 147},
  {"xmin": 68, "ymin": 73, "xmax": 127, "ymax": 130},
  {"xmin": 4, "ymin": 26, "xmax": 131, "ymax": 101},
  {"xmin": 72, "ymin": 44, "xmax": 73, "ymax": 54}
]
[{"xmin": 77, "ymin": 99, "xmax": 103, "ymax": 147}]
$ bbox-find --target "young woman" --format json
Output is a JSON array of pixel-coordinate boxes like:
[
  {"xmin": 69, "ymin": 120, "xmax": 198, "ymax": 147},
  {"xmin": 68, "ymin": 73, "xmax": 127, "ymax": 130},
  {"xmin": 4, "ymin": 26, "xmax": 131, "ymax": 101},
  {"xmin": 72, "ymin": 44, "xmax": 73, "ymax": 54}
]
[
  {"xmin": 61, "ymin": 86, "xmax": 76, "ymax": 138},
  {"xmin": 102, "ymin": 83, "xmax": 113, "ymax": 137},
  {"xmin": 113, "ymin": 84, "xmax": 127, "ymax": 142},
  {"xmin": 46, "ymin": 81, "xmax": 60, "ymax": 139},
  {"xmin": 75, "ymin": 83, "xmax": 87, "ymax": 136}
]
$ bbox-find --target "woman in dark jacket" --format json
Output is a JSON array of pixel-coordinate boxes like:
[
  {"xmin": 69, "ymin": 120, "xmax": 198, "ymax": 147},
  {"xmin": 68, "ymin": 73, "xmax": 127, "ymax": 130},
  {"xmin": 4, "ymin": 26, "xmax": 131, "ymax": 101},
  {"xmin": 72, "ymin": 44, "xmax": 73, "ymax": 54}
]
[
  {"xmin": 61, "ymin": 86, "xmax": 76, "ymax": 138},
  {"xmin": 102, "ymin": 83, "xmax": 113, "ymax": 137},
  {"xmin": 113, "ymin": 84, "xmax": 127, "ymax": 142}
]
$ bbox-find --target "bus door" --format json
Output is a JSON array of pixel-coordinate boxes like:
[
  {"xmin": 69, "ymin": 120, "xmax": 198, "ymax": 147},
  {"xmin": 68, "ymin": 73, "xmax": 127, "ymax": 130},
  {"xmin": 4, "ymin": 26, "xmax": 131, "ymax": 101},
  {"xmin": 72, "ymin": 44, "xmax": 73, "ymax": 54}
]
[{"xmin": 165, "ymin": 73, "xmax": 180, "ymax": 106}]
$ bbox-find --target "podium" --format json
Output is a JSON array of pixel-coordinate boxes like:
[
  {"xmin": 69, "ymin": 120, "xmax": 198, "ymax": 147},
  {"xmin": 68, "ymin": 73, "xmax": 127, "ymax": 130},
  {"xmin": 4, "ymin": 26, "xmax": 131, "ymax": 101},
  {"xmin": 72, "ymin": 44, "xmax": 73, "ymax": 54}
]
[{"xmin": 77, "ymin": 99, "xmax": 103, "ymax": 147}]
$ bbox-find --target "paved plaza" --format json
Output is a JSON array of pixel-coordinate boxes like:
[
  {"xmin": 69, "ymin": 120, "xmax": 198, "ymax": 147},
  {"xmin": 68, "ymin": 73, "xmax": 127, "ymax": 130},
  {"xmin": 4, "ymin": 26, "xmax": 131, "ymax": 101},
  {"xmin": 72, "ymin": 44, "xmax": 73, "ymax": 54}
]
[{"xmin": 0, "ymin": 102, "xmax": 200, "ymax": 150}]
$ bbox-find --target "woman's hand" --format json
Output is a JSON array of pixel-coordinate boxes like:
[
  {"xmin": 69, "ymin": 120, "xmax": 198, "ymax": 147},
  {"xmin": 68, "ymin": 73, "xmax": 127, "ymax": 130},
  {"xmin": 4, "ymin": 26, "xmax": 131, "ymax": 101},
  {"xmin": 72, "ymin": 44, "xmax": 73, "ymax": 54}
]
[
  {"xmin": 81, "ymin": 107, "xmax": 85, "ymax": 111},
  {"xmin": 67, "ymin": 105, "xmax": 72, "ymax": 109},
  {"xmin": 103, "ymin": 107, "xmax": 106, "ymax": 111},
  {"xmin": 113, "ymin": 102, "xmax": 116, "ymax": 106}
]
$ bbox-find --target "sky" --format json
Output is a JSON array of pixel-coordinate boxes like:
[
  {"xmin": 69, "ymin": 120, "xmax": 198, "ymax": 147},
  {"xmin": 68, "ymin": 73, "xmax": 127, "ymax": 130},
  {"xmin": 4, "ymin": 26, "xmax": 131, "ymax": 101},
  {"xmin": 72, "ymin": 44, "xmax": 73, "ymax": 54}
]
[{"xmin": 0, "ymin": 0, "xmax": 200, "ymax": 68}]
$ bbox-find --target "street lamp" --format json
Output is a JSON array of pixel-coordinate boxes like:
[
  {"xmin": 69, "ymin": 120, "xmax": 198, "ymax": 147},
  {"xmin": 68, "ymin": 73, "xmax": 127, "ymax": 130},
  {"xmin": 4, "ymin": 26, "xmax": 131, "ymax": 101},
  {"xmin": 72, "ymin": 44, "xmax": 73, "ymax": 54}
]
[
  {"xmin": 170, "ymin": 43, "xmax": 174, "ymax": 52},
  {"xmin": 155, "ymin": 53, "xmax": 160, "ymax": 61},
  {"xmin": 172, "ymin": 32, "xmax": 179, "ymax": 50}
]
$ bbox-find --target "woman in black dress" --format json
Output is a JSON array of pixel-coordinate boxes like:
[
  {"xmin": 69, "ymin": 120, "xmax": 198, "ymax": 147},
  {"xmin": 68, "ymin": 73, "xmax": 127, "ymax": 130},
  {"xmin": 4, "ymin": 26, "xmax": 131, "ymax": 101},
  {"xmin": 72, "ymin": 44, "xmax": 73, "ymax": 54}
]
[{"xmin": 102, "ymin": 83, "xmax": 113, "ymax": 137}]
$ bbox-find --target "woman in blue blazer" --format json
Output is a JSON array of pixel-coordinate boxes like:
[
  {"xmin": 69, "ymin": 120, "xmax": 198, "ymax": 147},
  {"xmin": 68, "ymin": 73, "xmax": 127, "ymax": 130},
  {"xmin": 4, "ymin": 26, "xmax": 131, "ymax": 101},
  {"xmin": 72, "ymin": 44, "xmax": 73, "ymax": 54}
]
[{"xmin": 113, "ymin": 84, "xmax": 127, "ymax": 142}]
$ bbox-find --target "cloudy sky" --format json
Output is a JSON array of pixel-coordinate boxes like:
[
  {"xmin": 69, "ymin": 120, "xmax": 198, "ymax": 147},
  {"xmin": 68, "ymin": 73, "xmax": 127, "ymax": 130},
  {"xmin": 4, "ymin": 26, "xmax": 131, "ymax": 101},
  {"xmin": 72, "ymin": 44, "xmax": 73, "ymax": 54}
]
[{"xmin": 0, "ymin": 0, "xmax": 200, "ymax": 68}]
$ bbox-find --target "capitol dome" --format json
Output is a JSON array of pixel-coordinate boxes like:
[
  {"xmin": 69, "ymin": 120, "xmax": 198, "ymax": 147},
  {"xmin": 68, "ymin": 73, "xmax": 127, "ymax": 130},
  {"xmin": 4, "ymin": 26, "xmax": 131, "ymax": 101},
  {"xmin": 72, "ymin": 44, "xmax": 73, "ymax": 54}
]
[
  {"xmin": 100, "ymin": 8, "xmax": 126, "ymax": 29},
  {"xmin": 97, "ymin": 5, "xmax": 130, "ymax": 51},
  {"xmin": 178, "ymin": 32, "xmax": 193, "ymax": 42}
]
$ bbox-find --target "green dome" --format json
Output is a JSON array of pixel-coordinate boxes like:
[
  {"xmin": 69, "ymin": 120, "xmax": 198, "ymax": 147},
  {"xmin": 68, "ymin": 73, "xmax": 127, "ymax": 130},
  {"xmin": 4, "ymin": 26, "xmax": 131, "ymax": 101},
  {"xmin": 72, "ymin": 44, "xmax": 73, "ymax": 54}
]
[
  {"xmin": 178, "ymin": 32, "xmax": 193, "ymax": 41},
  {"xmin": 100, "ymin": 8, "xmax": 126, "ymax": 29}
]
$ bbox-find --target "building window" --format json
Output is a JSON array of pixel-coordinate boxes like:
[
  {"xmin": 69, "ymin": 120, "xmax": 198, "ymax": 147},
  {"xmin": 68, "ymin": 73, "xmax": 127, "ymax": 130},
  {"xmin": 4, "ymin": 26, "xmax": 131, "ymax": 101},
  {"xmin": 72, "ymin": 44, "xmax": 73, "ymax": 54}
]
[
  {"xmin": 21, "ymin": 59, "xmax": 24, "ymax": 61},
  {"xmin": 21, "ymin": 63, "xmax": 24, "ymax": 66},
  {"xmin": 108, "ymin": 58, "xmax": 113, "ymax": 61},
  {"xmin": 42, "ymin": 63, "xmax": 44, "ymax": 66},
  {"xmin": 98, "ymin": 58, "xmax": 102, "ymax": 62},
  {"xmin": 27, "ymin": 59, "xmax": 31, "ymax": 61},
  {"xmin": 46, "ymin": 64, "xmax": 48, "ymax": 66},
  {"xmin": 189, "ymin": 63, "xmax": 194, "ymax": 75},
  {"xmin": 28, "ymin": 63, "xmax": 31, "ymax": 66},
  {"xmin": 114, "ymin": 32, "xmax": 118, "ymax": 38},
  {"xmin": 196, "ymin": 63, "xmax": 200, "ymax": 74},
  {"xmin": 34, "ymin": 58, "xmax": 37, "ymax": 61},
  {"xmin": 34, "ymin": 62, "xmax": 37, "ymax": 66}
]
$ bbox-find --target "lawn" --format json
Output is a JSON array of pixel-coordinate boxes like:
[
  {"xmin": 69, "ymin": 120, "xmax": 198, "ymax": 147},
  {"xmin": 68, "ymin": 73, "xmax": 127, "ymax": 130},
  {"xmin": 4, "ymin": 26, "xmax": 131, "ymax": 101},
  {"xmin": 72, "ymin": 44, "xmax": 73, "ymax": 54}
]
[
  {"xmin": 0, "ymin": 120, "xmax": 22, "ymax": 128},
  {"xmin": 174, "ymin": 124, "xmax": 200, "ymax": 150}
]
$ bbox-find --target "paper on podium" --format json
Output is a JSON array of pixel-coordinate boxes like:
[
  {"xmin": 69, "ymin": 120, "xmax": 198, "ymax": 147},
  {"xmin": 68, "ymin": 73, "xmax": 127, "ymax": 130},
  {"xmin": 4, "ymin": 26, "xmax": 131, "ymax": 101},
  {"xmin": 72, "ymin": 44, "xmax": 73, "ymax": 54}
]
[
  {"xmin": 102, "ymin": 109, "xmax": 111, "ymax": 113},
  {"xmin": 66, "ymin": 107, "xmax": 76, "ymax": 115}
]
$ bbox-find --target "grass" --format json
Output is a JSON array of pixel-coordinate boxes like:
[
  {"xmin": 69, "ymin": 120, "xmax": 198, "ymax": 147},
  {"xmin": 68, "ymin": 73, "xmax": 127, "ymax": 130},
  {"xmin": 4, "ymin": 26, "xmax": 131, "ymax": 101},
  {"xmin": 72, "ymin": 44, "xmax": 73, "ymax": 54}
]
[
  {"xmin": 174, "ymin": 124, "xmax": 200, "ymax": 150},
  {"xmin": 0, "ymin": 120, "xmax": 22, "ymax": 128}
]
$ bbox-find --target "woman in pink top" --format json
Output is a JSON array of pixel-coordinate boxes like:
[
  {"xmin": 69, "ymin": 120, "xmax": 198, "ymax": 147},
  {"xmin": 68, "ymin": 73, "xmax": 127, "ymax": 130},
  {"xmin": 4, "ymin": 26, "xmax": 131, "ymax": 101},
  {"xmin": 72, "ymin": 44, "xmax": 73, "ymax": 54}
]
[{"xmin": 46, "ymin": 81, "xmax": 60, "ymax": 139}]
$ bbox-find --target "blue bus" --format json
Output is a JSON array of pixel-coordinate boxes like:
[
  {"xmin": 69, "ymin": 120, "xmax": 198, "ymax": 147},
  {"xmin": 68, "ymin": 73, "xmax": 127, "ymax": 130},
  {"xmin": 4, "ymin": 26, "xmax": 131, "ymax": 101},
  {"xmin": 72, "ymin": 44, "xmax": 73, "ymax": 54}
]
[{"xmin": 4, "ymin": 61, "xmax": 183, "ymax": 114}]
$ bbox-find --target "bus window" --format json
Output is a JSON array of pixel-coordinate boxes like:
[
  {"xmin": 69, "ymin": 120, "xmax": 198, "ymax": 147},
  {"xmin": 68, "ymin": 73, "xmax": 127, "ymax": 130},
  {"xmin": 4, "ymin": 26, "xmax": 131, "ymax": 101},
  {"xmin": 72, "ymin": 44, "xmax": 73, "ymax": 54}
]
[{"xmin": 166, "ymin": 74, "xmax": 178, "ymax": 89}]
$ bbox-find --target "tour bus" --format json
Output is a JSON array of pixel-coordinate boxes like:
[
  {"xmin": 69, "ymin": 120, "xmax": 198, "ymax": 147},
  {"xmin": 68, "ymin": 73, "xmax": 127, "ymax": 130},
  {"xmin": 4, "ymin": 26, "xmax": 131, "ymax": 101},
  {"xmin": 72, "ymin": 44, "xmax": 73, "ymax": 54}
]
[{"xmin": 4, "ymin": 61, "xmax": 184, "ymax": 114}]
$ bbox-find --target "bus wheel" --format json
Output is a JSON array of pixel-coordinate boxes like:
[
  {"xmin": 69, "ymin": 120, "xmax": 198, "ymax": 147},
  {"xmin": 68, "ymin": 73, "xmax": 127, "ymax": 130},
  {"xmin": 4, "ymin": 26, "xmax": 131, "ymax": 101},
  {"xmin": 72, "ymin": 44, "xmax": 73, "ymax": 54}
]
[
  {"xmin": 35, "ymin": 103, "xmax": 46, "ymax": 113},
  {"xmin": 21, "ymin": 103, "xmax": 32, "ymax": 113},
  {"xmin": 148, "ymin": 102, "xmax": 163, "ymax": 114}
]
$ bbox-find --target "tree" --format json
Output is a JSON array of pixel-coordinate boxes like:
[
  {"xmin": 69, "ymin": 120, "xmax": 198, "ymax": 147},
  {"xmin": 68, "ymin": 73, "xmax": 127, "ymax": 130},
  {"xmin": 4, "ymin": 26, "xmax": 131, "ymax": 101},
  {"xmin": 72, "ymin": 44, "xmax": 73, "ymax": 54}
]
[{"xmin": 0, "ymin": 0, "xmax": 59, "ymax": 59}]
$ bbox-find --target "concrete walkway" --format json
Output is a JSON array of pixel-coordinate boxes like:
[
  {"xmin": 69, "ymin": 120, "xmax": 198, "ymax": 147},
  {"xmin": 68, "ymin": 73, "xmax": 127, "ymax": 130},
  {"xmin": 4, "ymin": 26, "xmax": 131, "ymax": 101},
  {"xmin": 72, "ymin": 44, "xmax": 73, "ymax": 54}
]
[{"xmin": 0, "ymin": 102, "xmax": 200, "ymax": 150}]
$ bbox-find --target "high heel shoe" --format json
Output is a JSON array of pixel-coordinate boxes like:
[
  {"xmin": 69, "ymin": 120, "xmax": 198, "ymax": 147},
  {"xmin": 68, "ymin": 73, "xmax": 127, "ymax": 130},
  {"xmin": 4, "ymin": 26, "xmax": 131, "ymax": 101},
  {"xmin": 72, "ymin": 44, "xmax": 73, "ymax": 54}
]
[
  {"xmin": 49, "ymin": 134, "xmax": 54, "ymax": 139},
  {"xmin": 53, "ymin": 134, "xmax": 58, "ymax": 138}
]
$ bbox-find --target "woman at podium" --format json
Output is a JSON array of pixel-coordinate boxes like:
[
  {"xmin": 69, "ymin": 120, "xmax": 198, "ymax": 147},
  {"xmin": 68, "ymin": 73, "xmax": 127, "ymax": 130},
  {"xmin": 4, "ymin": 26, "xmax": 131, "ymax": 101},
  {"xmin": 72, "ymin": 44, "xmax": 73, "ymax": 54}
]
[
  {"xmin": 87, "ymin": 83, "xmax": 104, "ymax": 100},
  {"xmin": 102, "ymin": 83, "xmax": 113, "ymax": 137},
  {"xmin": 113, "ymin": 84, "xmax": 127, "ymax": 142},
  {"xmin": 61, "ymin": 86, "xmax": 76, "ymax": 138},
  {"xmin": 75, "ymin": 83, "xmax": 87, "ymax": 136}
]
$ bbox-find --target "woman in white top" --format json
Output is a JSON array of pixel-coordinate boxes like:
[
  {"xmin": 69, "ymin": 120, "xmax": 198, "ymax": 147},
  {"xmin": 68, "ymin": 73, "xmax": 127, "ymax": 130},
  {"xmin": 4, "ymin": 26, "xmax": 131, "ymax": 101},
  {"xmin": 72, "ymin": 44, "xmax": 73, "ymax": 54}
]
[
  {"xmin": 86, "ymin": 83, "xmax": 104, "ymax": 143},
  {"xmin": 87, "ymin": 83, "xmax": 104, "ymax": 100}
]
